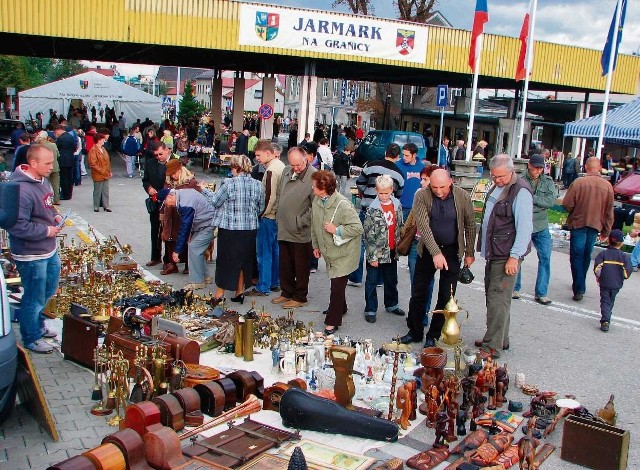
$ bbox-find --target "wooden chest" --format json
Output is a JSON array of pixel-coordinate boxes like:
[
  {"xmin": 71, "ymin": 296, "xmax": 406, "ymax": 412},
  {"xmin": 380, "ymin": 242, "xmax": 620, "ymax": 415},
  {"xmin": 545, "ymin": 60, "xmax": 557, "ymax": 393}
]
[
  {"xmin": 61, "ymin": 314, "xmax": 100, "ymax": 369},
  {"xmin": 104, "ymin": 332, "xmax": 173, "ymax": 368}
]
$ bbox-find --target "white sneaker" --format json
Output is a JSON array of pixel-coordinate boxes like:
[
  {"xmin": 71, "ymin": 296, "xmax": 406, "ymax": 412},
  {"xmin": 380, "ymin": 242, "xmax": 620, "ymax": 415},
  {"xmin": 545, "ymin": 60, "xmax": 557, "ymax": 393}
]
[
  {"xmin": 26, "ymin": 339, "xmax": 54, "ymax": 354},
  {"xmin": 347, "ymin": 281, "xmax": 362, "ymax": 287},
  {"xmin": 512, "ymin": 291, "xmax": 521, "ymax": 299},
  {"xmin": 41, "ymin": 328, "xmax": 57, "ymax": 339}
]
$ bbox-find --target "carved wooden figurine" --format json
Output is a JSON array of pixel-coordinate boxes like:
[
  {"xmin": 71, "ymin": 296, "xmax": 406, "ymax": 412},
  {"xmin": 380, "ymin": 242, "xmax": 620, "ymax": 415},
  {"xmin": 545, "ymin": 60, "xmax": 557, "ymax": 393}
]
[
  {"xmin": 395, "ymin": 384, "xmax": 411, "ymax": 430},
  {"xmin": 406, "ymin": 380, "xmax": 418, "ymax": 421},
  {"xmin": 426, "ymin": 384, "xmax": 440, "ymax": 428},
  {"xmin": 456, "ymin": 408, "xmax": 468, "ymax": 436},
  {"xmin": 446, "ymin": 400, "xmax": 459, "ymax": 442},
  {"xmin": 433, "ymin": 411, "xmax": 449, "ymax": 448},
  {"xmin": 518, "ymin": 417, "xmax": 540, "ymax": 470}
]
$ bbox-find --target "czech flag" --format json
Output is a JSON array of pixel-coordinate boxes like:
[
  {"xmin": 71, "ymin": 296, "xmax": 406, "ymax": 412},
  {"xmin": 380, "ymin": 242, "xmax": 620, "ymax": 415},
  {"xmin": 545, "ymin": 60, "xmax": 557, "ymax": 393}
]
[
  {"xmin": 515, "ymin": 12, "xmax": 530, "ymax": 81},
  {"xmin": 469, "ymin": 0, "xmax": 489, "ymax": 72}
]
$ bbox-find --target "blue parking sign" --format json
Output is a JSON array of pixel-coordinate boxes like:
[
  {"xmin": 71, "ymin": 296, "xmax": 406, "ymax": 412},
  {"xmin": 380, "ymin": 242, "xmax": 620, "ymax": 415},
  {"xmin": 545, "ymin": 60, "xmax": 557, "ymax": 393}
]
[{"xmin": 436, "ymin": 85, "xmax": 448, "ymax": 108}]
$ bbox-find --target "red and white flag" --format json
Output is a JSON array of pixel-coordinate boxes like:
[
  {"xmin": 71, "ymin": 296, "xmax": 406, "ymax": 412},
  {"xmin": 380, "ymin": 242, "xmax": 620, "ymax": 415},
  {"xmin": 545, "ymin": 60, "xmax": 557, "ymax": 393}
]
[
  {"xmin": 468, "ymin": 0, "xmax": 489, "ymax": 72},
  {"xmin": 515, "ymin": 2, "xmax": 536, "ymax": 81}
]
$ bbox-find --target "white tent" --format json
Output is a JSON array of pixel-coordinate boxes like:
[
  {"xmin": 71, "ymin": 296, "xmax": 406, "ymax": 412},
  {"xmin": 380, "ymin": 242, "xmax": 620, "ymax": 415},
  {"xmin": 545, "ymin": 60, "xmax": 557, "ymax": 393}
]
[{"xmin": 18, "ymin": 71, "xmax": 162, "ymax": 124}]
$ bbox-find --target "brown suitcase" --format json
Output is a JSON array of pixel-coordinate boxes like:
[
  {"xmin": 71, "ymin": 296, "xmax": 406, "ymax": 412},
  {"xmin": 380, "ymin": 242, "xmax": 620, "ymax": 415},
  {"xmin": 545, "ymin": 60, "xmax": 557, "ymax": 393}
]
[
  {"xmin": 561, "ymin": 414, "xmax": 630, "ymax": 470},
  {"xmin": 104, "ymin": 332, "xmax": 173, "ymax": 368}
]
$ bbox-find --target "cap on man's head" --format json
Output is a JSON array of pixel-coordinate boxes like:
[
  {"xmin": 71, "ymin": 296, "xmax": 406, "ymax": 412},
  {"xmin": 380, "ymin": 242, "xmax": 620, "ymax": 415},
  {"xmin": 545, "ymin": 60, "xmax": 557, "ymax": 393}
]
[
  {"xmin": 157, "ymin": 188, "xmax": 172, "ymax": 203},
  {"xmin": 165, "ymin": 159, "xmax": 182, "ymax": 176},
  {"xmin": 529, "ymin": 154, "xmax": 545, "ymax": 168},
  {"xmin": 609, "ymin": 229, "xmax": 624, "ymax": 243}
]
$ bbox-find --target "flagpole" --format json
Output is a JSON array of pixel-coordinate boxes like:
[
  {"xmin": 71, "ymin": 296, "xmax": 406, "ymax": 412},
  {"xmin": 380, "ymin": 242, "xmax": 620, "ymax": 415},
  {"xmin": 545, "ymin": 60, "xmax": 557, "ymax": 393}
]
[
  {"xmin": 597, "ymin": 0, "xmax": 624, "ymax": 159},
  {"xmin": 466, "ymin": 35, "xmax": 482, "ymax": 161},
  {"xmin": 515, "ymin": 0, "xmax": 537, "ymax": 159}
]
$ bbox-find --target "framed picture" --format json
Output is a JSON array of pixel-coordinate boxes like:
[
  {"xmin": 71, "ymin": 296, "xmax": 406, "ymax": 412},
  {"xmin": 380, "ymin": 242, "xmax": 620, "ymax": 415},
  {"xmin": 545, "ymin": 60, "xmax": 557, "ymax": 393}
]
[{"xmin": 280, "ymin": 440, "xmax": 376, "ymax": 470}]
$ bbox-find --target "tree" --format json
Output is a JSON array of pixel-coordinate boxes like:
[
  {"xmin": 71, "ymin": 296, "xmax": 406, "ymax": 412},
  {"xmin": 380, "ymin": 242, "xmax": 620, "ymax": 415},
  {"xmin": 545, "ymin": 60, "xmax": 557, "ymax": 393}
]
[
  {"xmin": 332, "ymin": 0, "xmax": 373, "ymax": 15},
  {"xmin": 177, "ymin": 80, "xmax": 204, "ymax": 123},
  {"xmin": 0, "ymin": 56, "xmax": 34, "ymax": 103},
  {"xmin": 47, "ymin": 59, "xmax": 87, "ymax": 82},
  {"xmin": 395, "ymin": 0, "xmax": 437, "ymax": 22}
]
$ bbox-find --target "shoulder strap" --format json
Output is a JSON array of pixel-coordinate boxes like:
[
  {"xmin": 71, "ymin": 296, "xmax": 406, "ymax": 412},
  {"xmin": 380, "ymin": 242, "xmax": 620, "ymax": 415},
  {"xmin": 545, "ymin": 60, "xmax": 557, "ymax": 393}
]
[{"xmin": 330, "ymin": 199, "xmax": 347, "ymax": 224}]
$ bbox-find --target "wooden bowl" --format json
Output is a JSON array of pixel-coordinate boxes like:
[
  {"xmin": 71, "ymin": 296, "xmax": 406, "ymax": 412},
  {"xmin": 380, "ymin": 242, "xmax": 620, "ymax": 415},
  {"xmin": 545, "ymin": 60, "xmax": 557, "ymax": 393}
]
[{"xmin": 420, "ymin": 347, "xmax": 447, "ymax": 368}]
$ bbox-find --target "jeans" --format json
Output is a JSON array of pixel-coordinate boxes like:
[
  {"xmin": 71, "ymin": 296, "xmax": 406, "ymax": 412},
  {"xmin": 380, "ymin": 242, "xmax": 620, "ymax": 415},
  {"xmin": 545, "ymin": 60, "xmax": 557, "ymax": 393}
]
[
  {"xmin": 73, "ymin": 155, "xmax": 81, "ymax": 185},
  {"xmin": 599, "ymin": 287, "xmax": 619, "ymax": 323},
  {"xmin": 364, "ymin": 260, "xmax": 399, "ymax": 316},
  {"xmin": 125, "ymin": 154, "xmax": 136, "ymax": 177},
  {"xmin": 14, "ymin": 254, "xmax": 61, "ymax": 346},
  {"xmin": 188, "ymin": 228, "xmax": 214, "ymax": 284},
  {"xmin": 337, "ymin": 175, "xmax": 349, "ymax": 196},
  {"xmin": 256, "ymin": 218, "xmax": 280, "ymax": 293},
  {"xmin": 514, "ymin": 228, "xmax": 551, "ymax": 297},
  {"xmin": 569, "ymin": 227, "xmax": 598, "ymax": 295}
]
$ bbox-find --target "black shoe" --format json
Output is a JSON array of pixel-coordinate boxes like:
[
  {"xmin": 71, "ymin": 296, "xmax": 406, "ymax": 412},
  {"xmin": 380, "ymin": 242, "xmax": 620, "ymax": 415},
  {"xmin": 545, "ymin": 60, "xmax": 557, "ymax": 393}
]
[
  {"xmin": 573, "ymin": 293, "xmax": 584, "ymax": 301},
  {"xmin": 270, "ymin": 286, "xmax": 281, "ymax": 292},
  {"xmin": 388, "ymin": 308, "xmax": 405, "ymax": 316},
  {"xmin": 365, "ymin": 315, "xmax": 376, "ymax": 323},
  {"xmin": 230, "ymin": 293, "xmax": 245, "ymax": 304},
  {"xmin": 424, "ymin": 337, "xmax": 437, "ymax": 347},
  {"xmin": 399, "ymin": 332, "xmax": 422, "ymax": 344},
  {"xmin": 324, "ymin": 326, "xmax": 339, "ymax": 335},
  {"xmin": 600, "ymin": 321, "xmax": 610, "ymax": 332}
]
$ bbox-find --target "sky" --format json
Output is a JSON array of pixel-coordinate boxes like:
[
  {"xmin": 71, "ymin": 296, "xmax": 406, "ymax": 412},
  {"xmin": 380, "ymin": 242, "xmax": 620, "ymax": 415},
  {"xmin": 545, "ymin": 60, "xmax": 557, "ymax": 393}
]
[{"xmin": 88, "ymin": 0, "xmax": 640, "ymax": 78}]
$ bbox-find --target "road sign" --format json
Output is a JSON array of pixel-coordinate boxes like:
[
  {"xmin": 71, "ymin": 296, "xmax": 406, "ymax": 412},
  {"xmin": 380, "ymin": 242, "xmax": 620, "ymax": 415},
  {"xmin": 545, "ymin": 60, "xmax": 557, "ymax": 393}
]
[
  {"xmin": 6, "ymin": 87, "xmax": 15, "ymax": 96},
  {"xmin": 162, "ymin": 96, "xmax": 172, "ymax": 107},
  {"xmin": 436, "ymin": 85, "xmax": 448, "ymax": 108},
  {"xmin": 258, "ymin": 103, "xmax": 274, "ymax": 120}
]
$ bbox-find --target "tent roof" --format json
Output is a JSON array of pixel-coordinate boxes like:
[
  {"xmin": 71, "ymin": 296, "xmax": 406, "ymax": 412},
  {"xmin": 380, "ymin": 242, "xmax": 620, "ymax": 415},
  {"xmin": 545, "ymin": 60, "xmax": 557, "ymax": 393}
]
[
  {"xmin": 19, "ymin": 71, "xmax": 161, "ymax": 104},
  {"xmin": 564, "ymin": 96, "xmax": 640, "ymax": 146}
]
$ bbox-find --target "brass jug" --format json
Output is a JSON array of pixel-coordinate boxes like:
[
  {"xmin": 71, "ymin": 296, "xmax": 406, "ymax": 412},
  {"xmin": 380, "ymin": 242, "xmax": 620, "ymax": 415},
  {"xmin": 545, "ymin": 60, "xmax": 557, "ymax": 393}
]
[{"xmin": 433, "ymin": 294, "xmax": 468, "ymax": 345}]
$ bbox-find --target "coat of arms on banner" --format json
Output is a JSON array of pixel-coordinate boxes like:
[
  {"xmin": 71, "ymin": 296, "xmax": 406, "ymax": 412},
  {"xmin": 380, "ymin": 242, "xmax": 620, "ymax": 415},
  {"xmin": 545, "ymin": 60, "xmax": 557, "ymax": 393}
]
[
  {"xmin": 396, "ymin": 29, "xmax": 415, "ymax": 55},
  {"xmin": 79, "ymin": 80, "xmax": 89, "ymax": 89},
  {"xmin": 255, "ymin": 11, "xmax": 279, "ymax": 41}
]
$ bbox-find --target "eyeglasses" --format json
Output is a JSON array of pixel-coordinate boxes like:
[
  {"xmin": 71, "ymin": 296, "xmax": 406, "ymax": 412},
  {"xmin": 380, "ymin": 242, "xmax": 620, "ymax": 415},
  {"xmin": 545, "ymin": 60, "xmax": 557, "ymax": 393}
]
[
  {"xmin": 490, "ymin": 171, "xmax": 511, "ymax": 181},
  {"xmin": 154, "ymin": 152, "xmax": 163, "ymax": 156}
]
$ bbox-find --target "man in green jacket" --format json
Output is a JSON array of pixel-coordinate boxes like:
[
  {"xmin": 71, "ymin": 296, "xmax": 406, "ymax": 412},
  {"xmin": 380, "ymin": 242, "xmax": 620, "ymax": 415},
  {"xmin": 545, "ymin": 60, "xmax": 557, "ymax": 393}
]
[{"xmin": 513, "ymin": 154, "xmax": 557, "ymax": 305}]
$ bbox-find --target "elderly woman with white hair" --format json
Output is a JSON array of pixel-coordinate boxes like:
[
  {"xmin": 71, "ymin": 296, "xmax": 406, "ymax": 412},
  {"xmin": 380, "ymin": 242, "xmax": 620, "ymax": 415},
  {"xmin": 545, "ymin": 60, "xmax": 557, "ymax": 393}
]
[
  {"xmin": 34, "ymin": 131, "xmax": 61, "ymax": 204},
  {"xmin": 202, "ymin": 155, "xmax": 264, "ymax": 304}
]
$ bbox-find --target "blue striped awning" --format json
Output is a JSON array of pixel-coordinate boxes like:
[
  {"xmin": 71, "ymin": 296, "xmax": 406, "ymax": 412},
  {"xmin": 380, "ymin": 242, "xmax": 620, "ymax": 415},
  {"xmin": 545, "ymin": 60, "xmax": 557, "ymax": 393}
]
[{"xmin": 564, "ymin": 97, "xmax": 640, "ymax": 146}]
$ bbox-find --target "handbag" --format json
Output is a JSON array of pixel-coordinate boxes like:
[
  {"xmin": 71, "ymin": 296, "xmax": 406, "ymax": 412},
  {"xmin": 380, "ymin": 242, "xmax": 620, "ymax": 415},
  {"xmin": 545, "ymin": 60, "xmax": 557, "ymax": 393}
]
[
  {"xmin": 145, "ymin": 197, "xmax": 158, "ymax": 214},
  {"xmin": 330, "ymin": 200, "xmax": 354, "ymax": 246},
  {"xmin": 397, "ymin": 221, "xmax": 417, "ymax": 256}
]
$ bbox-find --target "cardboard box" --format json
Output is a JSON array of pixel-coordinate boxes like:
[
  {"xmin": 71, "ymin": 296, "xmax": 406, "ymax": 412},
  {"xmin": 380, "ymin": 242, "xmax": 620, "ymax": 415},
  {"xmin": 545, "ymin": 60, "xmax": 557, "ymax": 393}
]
[{"xmin": 561, "ymin": 414, "xmax": 630, "ymax": 470}]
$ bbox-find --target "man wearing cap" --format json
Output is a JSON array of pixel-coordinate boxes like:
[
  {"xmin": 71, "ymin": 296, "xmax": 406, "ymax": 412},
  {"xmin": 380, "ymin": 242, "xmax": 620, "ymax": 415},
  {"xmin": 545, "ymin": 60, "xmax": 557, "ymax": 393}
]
[
  {"xmin": 142, "ymin": 141, "xmax": 171, "ymax": 267},
  {"xmin": 157, "ymin": 188, "xmax": 215, "ymax": 290},
  {"xmin": 562, "ymin": 157, "xmax": 614, "ymax": 300},
  {"xmin": 512, "ymin": 154, "xmax": 557, "ymax": 305}
]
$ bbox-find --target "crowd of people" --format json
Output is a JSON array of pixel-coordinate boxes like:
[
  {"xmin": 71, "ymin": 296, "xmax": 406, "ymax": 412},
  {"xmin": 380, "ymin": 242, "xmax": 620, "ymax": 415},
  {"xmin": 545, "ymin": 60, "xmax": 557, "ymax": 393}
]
[{"xmin": 4, "ymin": 105, "xmax": 633, "ymax": 355}]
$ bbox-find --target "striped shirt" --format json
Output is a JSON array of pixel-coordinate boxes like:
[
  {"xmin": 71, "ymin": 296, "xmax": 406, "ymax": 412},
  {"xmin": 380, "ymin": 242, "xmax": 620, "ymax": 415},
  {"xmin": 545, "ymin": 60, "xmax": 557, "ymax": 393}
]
[
  {"xmin": 203, "ymin": 175, "xmax": 264, "ymax": 231},
  {"xmin": 355, "ymin": 159, "xmax": 404, "ymax": 209}
]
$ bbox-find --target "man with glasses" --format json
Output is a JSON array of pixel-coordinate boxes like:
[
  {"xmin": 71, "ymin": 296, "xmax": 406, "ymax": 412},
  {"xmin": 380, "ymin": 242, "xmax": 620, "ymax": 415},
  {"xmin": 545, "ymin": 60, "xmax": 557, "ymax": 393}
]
[
  {"xmin": 142, "ymin": 141, "xmax": 171, "ymax": 267},
  {"xmin": 271, "ymin": 147, "xmax": 317, "ymax": 308},
  {"xmin": 475, "ymin": 154, "xmax": 533, "ymax": 359}
]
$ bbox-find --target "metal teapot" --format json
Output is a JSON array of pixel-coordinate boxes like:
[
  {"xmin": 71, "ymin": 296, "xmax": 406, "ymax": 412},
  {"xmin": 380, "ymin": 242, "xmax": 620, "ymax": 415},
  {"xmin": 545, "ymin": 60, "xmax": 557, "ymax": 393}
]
[{"xmin": 432, "ymin": 291, "xmax": 468, "ymax": 345}]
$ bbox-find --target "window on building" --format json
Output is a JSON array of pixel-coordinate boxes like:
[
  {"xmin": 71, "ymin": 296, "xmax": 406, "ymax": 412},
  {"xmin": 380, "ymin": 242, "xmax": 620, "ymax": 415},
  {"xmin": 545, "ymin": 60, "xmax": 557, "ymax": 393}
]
[
  {"xmin": 333, "ymin": 80, "xmax": 340, "ymax": 99},
  {"xmin": 322, "ymin": 79, "xmax": 329, "ymax": 99},
  {"xmin": 322, "ymin": 113, "xmax": 327, "ymax": 124},
  {"xmin": 290, "ymin": 77, "xmax": 295, "ymax": 97},
  {"xmin": 364, "ymin": 82, "xmax": 371, "ymax": 99},
  {"xmin": 296, "ymin": 78, "xmax": 301, "ymax": 97}
]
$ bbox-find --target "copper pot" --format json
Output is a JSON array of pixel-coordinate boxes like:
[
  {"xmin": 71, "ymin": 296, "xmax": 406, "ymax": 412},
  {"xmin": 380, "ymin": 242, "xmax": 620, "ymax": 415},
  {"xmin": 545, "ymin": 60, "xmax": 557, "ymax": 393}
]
[{"xmin": 420, "ymin": 347, "xmax": 447, "ymax": 368}]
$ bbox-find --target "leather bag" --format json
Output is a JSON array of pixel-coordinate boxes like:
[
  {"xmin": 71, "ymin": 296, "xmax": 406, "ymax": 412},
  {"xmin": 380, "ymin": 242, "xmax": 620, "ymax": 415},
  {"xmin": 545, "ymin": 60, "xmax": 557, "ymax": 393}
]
[{"xmin": 397, "ymin": 221, "xmax": 417, "ymax": 256}]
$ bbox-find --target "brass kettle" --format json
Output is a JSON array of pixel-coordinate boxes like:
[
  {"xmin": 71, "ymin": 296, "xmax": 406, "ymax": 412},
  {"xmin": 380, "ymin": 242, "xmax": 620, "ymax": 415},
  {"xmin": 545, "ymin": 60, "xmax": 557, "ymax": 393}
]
[{"xmin": 432, "ymin": 290, "xmax": 468, "ymax": 346}]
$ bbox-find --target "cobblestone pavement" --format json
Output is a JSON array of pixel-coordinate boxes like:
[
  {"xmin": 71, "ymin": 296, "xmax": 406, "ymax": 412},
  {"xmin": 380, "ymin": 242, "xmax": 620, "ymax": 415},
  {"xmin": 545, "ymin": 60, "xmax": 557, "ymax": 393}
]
[{"xmin": 1, "ymin": 146, "xmax": 638, "ymax": 468}]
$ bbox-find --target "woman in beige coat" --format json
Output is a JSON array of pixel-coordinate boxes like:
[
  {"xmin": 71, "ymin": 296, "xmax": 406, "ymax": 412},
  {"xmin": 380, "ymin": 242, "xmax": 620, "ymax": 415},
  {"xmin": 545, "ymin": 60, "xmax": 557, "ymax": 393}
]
[{"xmin": 311, "ymin": 170, "xmax": 363, "ymax": 334}]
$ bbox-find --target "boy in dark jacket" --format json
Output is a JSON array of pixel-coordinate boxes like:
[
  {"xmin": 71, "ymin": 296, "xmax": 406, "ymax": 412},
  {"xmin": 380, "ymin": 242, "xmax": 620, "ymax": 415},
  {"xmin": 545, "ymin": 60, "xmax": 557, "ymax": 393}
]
[{"xmin": 593, "ymin": 229, "xmax": 632, "ymax": 332}]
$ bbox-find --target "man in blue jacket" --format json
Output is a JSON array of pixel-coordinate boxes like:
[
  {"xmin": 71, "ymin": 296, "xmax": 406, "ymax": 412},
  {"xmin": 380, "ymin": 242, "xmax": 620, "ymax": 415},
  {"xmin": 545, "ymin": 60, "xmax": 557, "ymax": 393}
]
[
  {"xmin": 158, "ymin": 188, "xmax": 215, "ymax": 290},
  {"xmin": 8, "ymin": 145, "xmax": 65, "ymax": 353}
]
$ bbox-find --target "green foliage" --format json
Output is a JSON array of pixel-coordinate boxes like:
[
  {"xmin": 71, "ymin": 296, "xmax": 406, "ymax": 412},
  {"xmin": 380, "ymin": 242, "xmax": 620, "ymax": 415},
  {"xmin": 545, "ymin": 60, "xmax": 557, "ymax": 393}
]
[
  {"xmin": 177, "ymin": 80, "xmax": 204, "ymax": 123},
  {"xmin": 0, "ymin": 56, "xmax": 87, "ymax": 102}
]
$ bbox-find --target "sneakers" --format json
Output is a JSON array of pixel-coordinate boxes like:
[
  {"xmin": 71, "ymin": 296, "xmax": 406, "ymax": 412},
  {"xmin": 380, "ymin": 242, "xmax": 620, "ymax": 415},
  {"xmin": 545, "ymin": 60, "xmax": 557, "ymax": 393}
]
[
  {"xmin": 387, "ymin": 308, "xmax": 406, "ymax": 316},
  {"xmin": 600, "ymin": 322, "xmax": 610, "ymax": 332},
  {"xmin": 184, "ymin": 282, "xmax": 206, "ymax": 290},
  {"xmin": 512, "ymin": 291, "xmax": 521, "ymax": 299},
  {"xmin": 535, "ymin": 296, "xmax": 552, "ymax": 305},
  {"xmin": 41, "ymin": 329, "xmax": 57, "ymax": 339},
  {"xmin": 347, "ymin": 281, "xmax": 362, "ymax": 287},
  {"xmin": 26, "ymin": 339, "xmax": 54, "ymax": 354},
  {"xmin": 271, "ymin": 295, "xmax": 291, "ymax": 305},
  {"xmin": 282, "ymin": 300, "xmax": 308, "ymax": 309}
]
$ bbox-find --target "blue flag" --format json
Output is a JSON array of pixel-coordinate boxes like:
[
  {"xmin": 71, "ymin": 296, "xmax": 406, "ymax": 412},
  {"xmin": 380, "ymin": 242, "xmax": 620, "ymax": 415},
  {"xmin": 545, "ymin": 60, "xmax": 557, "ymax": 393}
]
[{"xmin": 601, "ymin": 0, "xmax": 627, "ymax": 76}]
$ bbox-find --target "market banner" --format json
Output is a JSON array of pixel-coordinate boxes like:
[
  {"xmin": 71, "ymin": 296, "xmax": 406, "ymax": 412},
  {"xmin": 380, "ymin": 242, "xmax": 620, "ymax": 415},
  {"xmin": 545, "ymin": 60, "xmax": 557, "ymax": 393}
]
[{"xmin": 238, "ymin": 4, "xmax": 429, "ymax": 64}]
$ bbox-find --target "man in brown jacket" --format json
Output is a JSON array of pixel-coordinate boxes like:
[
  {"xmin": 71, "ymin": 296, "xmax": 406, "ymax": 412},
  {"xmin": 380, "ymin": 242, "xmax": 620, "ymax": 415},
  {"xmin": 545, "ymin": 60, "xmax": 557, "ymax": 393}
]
[
  {"xmin": 399, "ymin": 169, "xmax": 476, "ymax": 346},
  {"xmin": 272, "ymin": 147, "xmax": 317, "ymax": 308},
  {"xmin": 562, "ymin": 157, "xmax": 614, "ymax": 300}
]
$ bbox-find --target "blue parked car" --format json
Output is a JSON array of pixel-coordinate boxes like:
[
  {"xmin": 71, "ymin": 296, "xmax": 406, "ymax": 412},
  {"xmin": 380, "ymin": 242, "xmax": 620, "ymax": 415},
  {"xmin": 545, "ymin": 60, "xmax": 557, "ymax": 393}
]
[{"xmin": 352, "ymin": 130, "xmax": 427, "ymax": 167}]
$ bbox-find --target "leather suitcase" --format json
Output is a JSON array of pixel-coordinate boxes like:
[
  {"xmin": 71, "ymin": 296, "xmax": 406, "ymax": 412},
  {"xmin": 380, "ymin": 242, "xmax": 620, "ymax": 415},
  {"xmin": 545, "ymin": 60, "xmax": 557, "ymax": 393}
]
[
  {"xmin": 158, "ymin": 331, "xmax": 200, "ymax": 364},
  {"xmin": 104, "ymin": 332, "xmax": 173, "ymax": 368},
  {"xmin": 61, "ymin": 314, "xmax": 100, "ymax": 369},
  {"xmin": 561, "ymin": 415, "xmax": 630, "ymax": 470}
]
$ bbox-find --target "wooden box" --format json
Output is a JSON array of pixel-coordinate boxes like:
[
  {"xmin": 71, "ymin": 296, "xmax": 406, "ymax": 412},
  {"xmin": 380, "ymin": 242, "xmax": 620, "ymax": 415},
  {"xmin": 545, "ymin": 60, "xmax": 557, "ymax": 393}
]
[
  {"xmin": 561, "ymin": 415, "xmax": 630, "ymax": 470},
  {"xmin": 61, "ymin": 314, "xmax": 100, "ymax": 369},
  {"xmin": 104, "ymin": 332, "xmax": 173, "ymax": 368}
]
